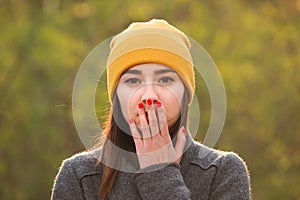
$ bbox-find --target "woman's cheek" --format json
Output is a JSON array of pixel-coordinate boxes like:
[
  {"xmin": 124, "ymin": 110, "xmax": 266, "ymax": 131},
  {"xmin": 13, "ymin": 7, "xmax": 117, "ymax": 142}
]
[
  {"xmin": 165, "ymin": 99, "xmax": 181, "ymax": 124},
  {"xmin": 128, "ymin": 98, "xmax": 137, "ymax": 120}
]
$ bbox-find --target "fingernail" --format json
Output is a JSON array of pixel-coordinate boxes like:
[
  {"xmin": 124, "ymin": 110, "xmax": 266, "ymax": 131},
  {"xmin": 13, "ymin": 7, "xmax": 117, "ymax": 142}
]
[
  {"xmin": 146, "ymin": 99, "xmax": 152, "ymax": 106},
  {"xmin": 129, "ymin": 118, "xmax": 134, "ymax": 124},
  {"xmin": 138, "ymin": 103, "xmax": 144, "ymax": 109},
  {"xmin": 181, "ymin": 127, "xmax": 185, "ymax": 134},
  {"xmin": 156, "ymin": 101, "xmax": 161, "ymax": 108}
]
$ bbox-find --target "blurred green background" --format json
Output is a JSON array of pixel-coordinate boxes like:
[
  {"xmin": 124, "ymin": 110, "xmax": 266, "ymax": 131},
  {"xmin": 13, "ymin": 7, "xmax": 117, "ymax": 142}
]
[{"xmin": 1, "ymin": 0, "xmax": 300, "ymax": 199}]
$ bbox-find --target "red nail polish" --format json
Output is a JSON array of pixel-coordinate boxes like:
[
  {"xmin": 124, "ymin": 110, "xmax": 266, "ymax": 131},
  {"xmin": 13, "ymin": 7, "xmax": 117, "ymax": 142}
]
[
  {"xmin": 156, "ymin": 101, "xmax": 161, "ymax": 108},
  {"xmin": 146, "ymin": 99, "xmax": 152, "ymax": 106},
  {"xmin": 129, "ymin": 119, "xmax": 134, "ymax": 124},
  {"xmin": 138, "ymin": 103, "xmax": 144, "ymax": 109},
  {"xmin": 181, "ymin": 127, "xmax": 185, "ymax": 134}
]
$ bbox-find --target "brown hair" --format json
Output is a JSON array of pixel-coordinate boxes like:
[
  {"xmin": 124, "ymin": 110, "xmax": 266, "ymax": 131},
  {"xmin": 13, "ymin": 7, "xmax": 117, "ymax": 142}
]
[{"xmin": 98, "ymin": 89, "xmax": 189, "ymax": 199}]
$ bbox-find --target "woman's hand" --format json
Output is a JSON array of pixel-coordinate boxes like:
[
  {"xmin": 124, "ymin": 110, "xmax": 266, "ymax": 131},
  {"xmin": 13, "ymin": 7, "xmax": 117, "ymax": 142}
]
[{"xmin": 129, "ymin": 99, "xmax": 186, "ymax": 169}]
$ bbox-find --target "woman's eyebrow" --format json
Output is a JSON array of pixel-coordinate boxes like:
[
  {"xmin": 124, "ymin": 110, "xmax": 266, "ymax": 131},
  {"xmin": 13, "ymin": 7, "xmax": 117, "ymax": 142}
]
[
  {"xmin": 124, "ymin": 69, "xmax": 142, "ymax": 74},
  {"xmin": 154, "ymin": 69, "xmax": 176, "ymax": 75}
]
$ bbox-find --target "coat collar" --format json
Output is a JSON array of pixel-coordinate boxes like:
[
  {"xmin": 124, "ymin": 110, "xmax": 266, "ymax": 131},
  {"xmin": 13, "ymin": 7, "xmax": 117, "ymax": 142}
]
[
  {"xmin": 85, "ymin": 133, "xmax": 224, "ymax": 176},
  {"xmin": 180, "ymin": 134, "xmax": 223, "ymax": 170}
]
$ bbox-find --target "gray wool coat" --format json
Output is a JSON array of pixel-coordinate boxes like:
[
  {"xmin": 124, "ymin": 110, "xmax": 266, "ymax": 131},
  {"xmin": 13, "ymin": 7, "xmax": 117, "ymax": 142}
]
[{"xmin": 51, "ymin": 139, "xmax": 251, "ymax": 200}]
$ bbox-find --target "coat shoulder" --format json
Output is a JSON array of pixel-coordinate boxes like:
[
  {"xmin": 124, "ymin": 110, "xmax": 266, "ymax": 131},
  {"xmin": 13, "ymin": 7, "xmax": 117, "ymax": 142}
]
[
  {"xmin": 189, "ymin": 141, "xmax": 247, "ymax": 170},
  {"xmin": 60, "ymin": 148, "xmax": 102, "ymax": 178}
]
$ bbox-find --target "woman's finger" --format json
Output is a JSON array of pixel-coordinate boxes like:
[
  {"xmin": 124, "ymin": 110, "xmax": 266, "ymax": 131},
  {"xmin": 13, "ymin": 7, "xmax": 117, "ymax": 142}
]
[
  {"xmin": 128, "ymin": 119, "xmax": 143, "ymax": 151},
  {"xmin": 138, "ymin": 103, "xmax": 151, "ymax": 140},
  {"xmin": 174, "ymin": 126, "xmax": 186, "ymax": 158},
  {"xmin": 156, "ymin": 101, "xmax": 169, "ymax": 138},
  {"xmin": 147, "ymin": 99, "xmax": 160, "ymax": 137}
]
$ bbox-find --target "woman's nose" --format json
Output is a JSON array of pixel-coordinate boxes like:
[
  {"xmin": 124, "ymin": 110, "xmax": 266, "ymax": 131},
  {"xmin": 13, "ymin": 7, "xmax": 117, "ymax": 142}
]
[{"xmin": 140, "ymin": 84, "xmax": 158, "ymax": 104}]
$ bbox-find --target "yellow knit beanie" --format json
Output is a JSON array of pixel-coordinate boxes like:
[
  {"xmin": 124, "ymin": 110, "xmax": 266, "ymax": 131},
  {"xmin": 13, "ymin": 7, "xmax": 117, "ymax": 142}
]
[{"xmin": 106, "ymin": 19, "xmax": 195, "ymax": 104}]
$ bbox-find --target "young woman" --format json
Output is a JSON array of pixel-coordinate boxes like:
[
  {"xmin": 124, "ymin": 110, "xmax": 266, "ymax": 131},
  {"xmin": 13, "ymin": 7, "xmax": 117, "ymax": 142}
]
[{"xmin": 51, "ymin": 19, "xmax": 251, "ymax": 200}]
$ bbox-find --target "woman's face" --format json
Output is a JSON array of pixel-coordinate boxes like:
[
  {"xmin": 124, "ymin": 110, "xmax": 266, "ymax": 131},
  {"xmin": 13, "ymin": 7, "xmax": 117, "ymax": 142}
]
[{"xmin": 116, "ymin": 63, "xmax": 185, "ymax": 127}]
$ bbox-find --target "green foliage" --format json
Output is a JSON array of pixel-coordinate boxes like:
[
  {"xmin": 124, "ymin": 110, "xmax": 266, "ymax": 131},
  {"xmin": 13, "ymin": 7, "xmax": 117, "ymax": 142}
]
[{"xmin": 1, "ymin": 0, "xmax": 299, "ymax": 199}]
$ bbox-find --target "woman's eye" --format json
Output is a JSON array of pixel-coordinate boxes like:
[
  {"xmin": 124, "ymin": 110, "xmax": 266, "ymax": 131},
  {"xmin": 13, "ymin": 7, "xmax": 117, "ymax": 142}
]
[
  {"xmin": 158, "ymin": 77, "xmax": 174, "ymax": 84},
  {"xmin": 124, "ymin": 78, "xmax": 141, "ymax": 85}
]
